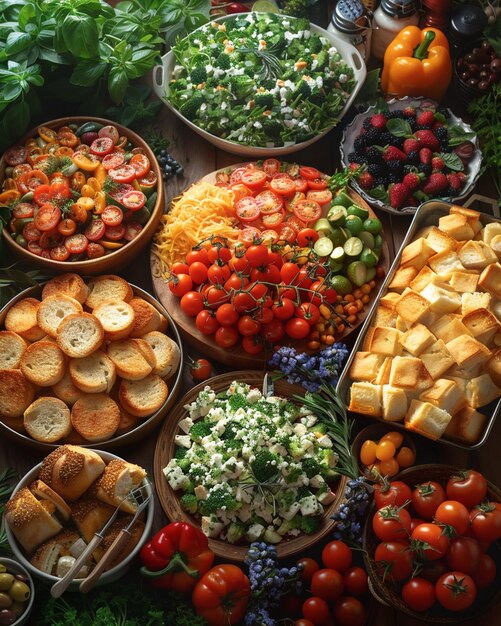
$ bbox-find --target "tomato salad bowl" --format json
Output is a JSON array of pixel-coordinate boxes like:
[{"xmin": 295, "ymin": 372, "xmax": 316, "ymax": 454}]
[{"xmin": 0, "ymin": 117, "xmax": 164, "ymax": 275}]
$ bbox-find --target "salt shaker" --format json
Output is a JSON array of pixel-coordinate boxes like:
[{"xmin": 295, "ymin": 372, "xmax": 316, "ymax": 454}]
[{"xmin": 328, "ymin": 0, "xmax": 373, "ymax": 61}]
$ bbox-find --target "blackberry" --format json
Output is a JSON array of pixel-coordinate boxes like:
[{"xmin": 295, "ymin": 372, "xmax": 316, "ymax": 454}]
[
  {"xmin": 407, "ymin": 150, "xmax": 420, "ymax": 165},
  {"xmin": 437, "ymin": 106, "xmax": 450, "ymax": 119},
  {"xmin": 408, "ymin": 119, "xmax": 418, "ymax": 132},
  {"xmin": 435, "ymin": 126, "xmax": 448, "ymax": 140},
  {"xmin": 440, "ymin": 140, "xmax": 449, "ymax": 151},
  {"xmin": 368, "ymin": 163, "xmax": 384, "ymax": 177},
  {"xmin": 418, "ymin": 163, "xmax": 432, "ymax": 176},
  {"xmin": 348, "ymin": 152, "xmax": 366, "ymax": 165},
  {"xmin": 362, "ymin": 126, "xmax": 381, "ymax": 142},
  {"xmin": 388, "ymin": 172, "xmax": 401, "ymax": 183},
  {"xmin": 378, "ymin": 131, "xmax": 393, "ymax": 145},
  {"xmin": 392, "ymin": 136, "xmax": 405, "ymax": 149},
  {"xmin": 362, "ymin": 117, "xmax": 373, "ymax": 130},
  {"xmin": 353, "ymin": 136, "xmax": 367, "ymax": 153},
  {"xmin": 445, "ymin": 186, "xmax": 455, "ymax": 197},
  {"xmin": 366, "ymin": 146, "xmax": 382, "ymax": 163},
  {"xmin": 386, "ymin": 110, "xmax": 404, "ymax": 119},
  {"xmin": 374, "ymin": 176, "xmax": 389, "ymax": 187},
  {"xmin": 387, "ymin": 159, "xmax": 403, "ymax": 173}
]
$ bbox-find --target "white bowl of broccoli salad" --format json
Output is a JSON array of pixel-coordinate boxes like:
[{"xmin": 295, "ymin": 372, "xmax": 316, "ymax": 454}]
[
  {"xmin": 152, "ymin": 12, "xmax": 366, "ymax": 156},
  {"xmin": 163, "ymin": 380, "xmax": 343, "ymax": 549}
]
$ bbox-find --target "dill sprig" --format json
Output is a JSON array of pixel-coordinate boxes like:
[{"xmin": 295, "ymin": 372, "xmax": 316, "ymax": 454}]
[
  {"xmin": 296, "ymin": 384, "xmax": 358, "ymax": 480},
  {"xmin": 39, "ymin": 155, "xmax": 73, "ymax": 175},
  {"xmin": 238, "ymin": 469, "xmax": 285, "ymax": 517},
  {"xmin": 102, "ymin": 176, "xmax": 121, "ymax": 194},
  {"xmin": 235, "ymin": 45, "xmax": 282, "ymax": 80}
]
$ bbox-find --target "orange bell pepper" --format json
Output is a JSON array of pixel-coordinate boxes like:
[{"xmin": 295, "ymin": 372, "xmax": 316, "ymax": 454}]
[{"xmin": 381, "ymin": 26, "xmax": 452, "ymax": 102}]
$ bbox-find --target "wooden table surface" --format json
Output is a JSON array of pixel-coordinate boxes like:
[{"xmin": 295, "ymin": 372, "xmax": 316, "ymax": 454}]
[{"xmin": 2, "ymin": 91, "xmax": 501, "ymax": 626}]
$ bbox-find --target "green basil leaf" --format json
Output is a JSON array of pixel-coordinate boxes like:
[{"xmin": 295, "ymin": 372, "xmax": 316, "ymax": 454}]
[
  {"xmin": 108, "ymin": 68, "xmax": 129, "ymax": 104},
  {"xmin": 27, "ymin": 73, "xmax": 44, "ymax": 87},
  {"xmin": 61, "ymin": 14, "xmax": 99, "ymax": 59},
  {"xmin": 70, "ymin": 60, "xmax": 107, "ymax": 86},
  {"xmin": 440, "ymin": 152, "xmax": 464, "ymax": 172},
  {"xmin": 38, "ymin": 47, "xmax": 72, "ymax": 64},
  {"xmin": 387, "ymin": 118, "xmax": 412, "ymax": 137},
  {"xmin": 18, "ymin": 4, "xmax": 37, "ymax": 29},
  {"xmin": 447, "ymin": 125, "xmax": 476, "ymax": 147},
  {"xmin": 369, "ymin": 185, "xmax": 389, "ymax": 202},
  {"xmin": 1, "ymin": 82, "xmax": 22, "ymax": 102}
]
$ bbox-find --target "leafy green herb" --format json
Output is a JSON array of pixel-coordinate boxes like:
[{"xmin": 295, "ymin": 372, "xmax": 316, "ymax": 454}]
[
  {"xmin": 0, "ymin": 266, "xmax": 54, "ymax": 308},
  {"xmin": 447, "ymin": 124, "xmax": 476, "ymax": 147},
  {"xmin": 387, "ymin": 118, "xmax": 412, "ymax": 137},
  {"xmin": 328, "ymin": 166, "xmax": 361, "ymax": 194},
  {"xmin": 367, "ymin": 184, "xmax": 389, "ymax": 203},
  {"xmin": 235, "ymin": 45, "xmax": 283, "ymax": 80},
  {"xmin": 440, "ymin": 152, "xmax": 464, "ymax": 172}
]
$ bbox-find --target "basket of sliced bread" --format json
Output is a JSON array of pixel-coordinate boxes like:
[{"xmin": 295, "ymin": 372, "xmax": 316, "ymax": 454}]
[
  {"xmin": 338, "ymin": 201, "xmax": 501, "ymax": 449},
  {"xmin": 0, "ymin": 273, "xmax": 183, "ymax": 449},
  {"xmin": 4, "ymin": 445, "xmax": 153, "ymax": 590}
]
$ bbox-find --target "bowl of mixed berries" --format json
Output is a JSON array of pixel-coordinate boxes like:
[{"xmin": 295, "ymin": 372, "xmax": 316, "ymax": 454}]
[{"xmin": 340, "ymin": 98, "xmax": 482, "ymax": 214}]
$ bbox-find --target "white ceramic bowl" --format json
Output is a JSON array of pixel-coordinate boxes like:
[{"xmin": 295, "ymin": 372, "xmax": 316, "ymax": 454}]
[
  {"xmin": 5, "ymin": 450, "xmax": 154, "ymax": 590},
  {"xmin": 0, "ymin": 558, "xmax": 34, "ymax": 626},
  {"xmin": 340, "ymin": 97, "xmax": 482, "ymax": 215},
  {"xmin": 152, "ymin": 12, "xmax": 366, "ymax": 157}
]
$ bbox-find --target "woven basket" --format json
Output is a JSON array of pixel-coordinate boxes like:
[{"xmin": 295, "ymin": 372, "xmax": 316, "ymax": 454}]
[{"xmin": 363, "ymin": 464, "xmax": 501, "ymax": 623}]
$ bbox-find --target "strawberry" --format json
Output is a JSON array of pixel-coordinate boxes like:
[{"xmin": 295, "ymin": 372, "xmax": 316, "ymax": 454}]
[
  {"xmin": 402, "ymin": 106, "xmax": 417, "ymax": 118},
  {"xmin": 370, "ymin": 113, "xmax": 387, "ymax": 129},
  {"xmin": 389, "ymin": 182, "xmax": 410, "ymax": 209},
  {"xmin": 406, "ymin": 195, "xmax": 419, "ymax": 207},
  {"xmin": 446, "ymin": 173, "xmax": 463, "ymax": 192},
  {"xmin": 403, "ymin": 138, "xmax": 420, "ymax": 154},
  {"xmin": 381, "ymin": 145, "xmax": 407, "ymax": 162},
  {"xmin": 422, "ymin": 172, "xmax": 448, "ymax": 195},
  {"xmin": 415, "ymin": 130, "xmax": 440, "ymax": 151},
  {"xmin": 456, "ymin": 171, "xmax": 467, "ymax": 184},
  {"xmin": 349, "ymin": 162, "xmax": 361, "ymax": 172},
  {"xmin": 419, "ymin": 147, "xmax": 433, "ymax": 164},
  {"xmin": 402, "ymin": 172, "xmax": 423, "ymax": 190},
  {"xmin": 358, "ymin": 171, "xmax": 374, "ymax": 189},
  {"xmin": 431, "ymin": 156, "xmax": 445, "ymax": 171},
  {"xmin": 416, "ymin": 110, "xmax": 435, "ymax": 128}
]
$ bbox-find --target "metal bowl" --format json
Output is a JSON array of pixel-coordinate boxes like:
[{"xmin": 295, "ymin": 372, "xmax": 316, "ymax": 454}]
[{"xmin": 340, "ymin": 97, "xmax": 482, "ymax": 215}]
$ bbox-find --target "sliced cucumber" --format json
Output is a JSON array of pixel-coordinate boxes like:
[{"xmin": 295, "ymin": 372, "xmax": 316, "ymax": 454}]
[
  {"xmin": 314, "ymin": 218, "xmax": 334, "ymax": 237},
  {"xmin": 313, "ymin": 236, "xmax": 334, "ymax": 257},
  {"xmin": 330, "ymin": 246, "xmax": 345, "ymax": 263},
  {"xmin": 347, "ymin": 261, "xmax": 367, "ymax": 287},
  {"xmin": 344, "ymin": 236, "xmax": 363, "ymax": 257},
  {"xmin": 347, "ymin": 204, "xmax": 369, "ymax": 220},
  {"xmin": 327, "ymin": 205, "xmax": 347, "ymax": 226},
  {"xmin": 358, "ymin": 231, "xmax": 375, "ymax": 249}
]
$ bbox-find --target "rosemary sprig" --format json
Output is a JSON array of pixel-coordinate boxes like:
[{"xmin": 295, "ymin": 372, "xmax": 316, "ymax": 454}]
[
  {"xmin": 295, "ymin": 384, "xmax": 358, "ymax": 480},
  {"xmin": 235, "ymin": 45, "xmax": 282, "ymax": 80}
]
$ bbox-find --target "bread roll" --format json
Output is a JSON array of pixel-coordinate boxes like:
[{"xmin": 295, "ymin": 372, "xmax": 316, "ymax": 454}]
[
  {"xmin": 69, "ymin": 351, "xmax": 116, "ymax": 394},
  {"xmin": 36, "ymin": 294, "xmax": 83, "ymax": 338},
  {"xmin": 93, "ymin": 300, "xmax": 135, "ymax": 341},
  {"xmin": 5, "ymin": 487, "xmax": 63, "ymax": 553},
  {"xmin": 71, "ymin": 497, "xmax": 115, "ymax": 543},
  {"xmin": 30, "ymin": 529, "xmax": 82, "ymax": 576},
  {"xmin": 141, "ymin": 331, "xmax": 180, "ymax": 378},
  {"xmin": 129, "ymin": 298, "xmax": 162, "ymax": 337},
  {"xmin": 29, "ymin": 480, "xmax": 71, "ymax": 521},
  {"xmin": 93, "ymin": 459, "xmax": 146, "ymax": 513},
  {"xmin": 39, "ymin": 445, "xmax": 106, "ymax": 502},
  {"xmin": 0, "ymin": 369, "xmax": 35, "ymax": 418},
  {"xmin": 0, "ymin": 331, "xmax": 27, "ymax": 369},
  {"xmin": 71, "ymin": 394, "xmax": 121, "ymax": 442},
  {"xmin": 20, "ymin": 340, "xmax": 66, "ymax": 387},
  {"xmin": 85, "ymin": 275, "xmax": 133, "ymax": 310},
  {"xmin": 24, "ymin": 397, "xmax": 72, "ymax": 443},
  {"xmin": 42, "ymin": 273, "xmax": 89, "ymax": 304},
  {"xmin": 56, "ymin": 313, "xmax": 104, "ymax": 358},
  {"xmin": 5, "ymin": 297, "xmax": 45, "ymax": 342},
  {"xmin": 118, "ymin": 374, "xmax": 168, "ymax": 417}
]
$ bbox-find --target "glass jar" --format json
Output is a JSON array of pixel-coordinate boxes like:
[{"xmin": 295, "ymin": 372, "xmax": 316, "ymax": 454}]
[
  {"xmin": 371, "ymin": 0, "xmax": 420, "ymax": 61},
  {"xmin": 449, "ymin": 4, "xmax": 488, "ymax": 51},
  {"xmin": 328, "ymin": 0, "xmax": 373, "ymax": 61}
]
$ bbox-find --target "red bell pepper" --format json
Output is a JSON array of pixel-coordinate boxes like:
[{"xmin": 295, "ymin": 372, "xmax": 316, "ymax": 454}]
[{"xmin": 139, "ymin": 522, "xmax": 215, "ymax": 592}]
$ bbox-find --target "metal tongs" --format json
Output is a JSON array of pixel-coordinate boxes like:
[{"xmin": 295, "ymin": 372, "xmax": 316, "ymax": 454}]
[
  {"xmin": 50, "ymin": 482, "xmax": 152, "ymax": 598},
  {"xmin": 262, "ymin": 372, "xmax": 274, "ymax": 398}
]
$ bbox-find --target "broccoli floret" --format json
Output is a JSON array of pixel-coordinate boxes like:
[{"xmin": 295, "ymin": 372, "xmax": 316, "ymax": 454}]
[
  {"xmin": 180, "ymin": 493, "xmax": 198, "ymax": 514},
  {"xmin": 221, "ymin": 439, "xmax": 242, "ymax": 456},
  {"xmin": 221, "ymin": 422, "xmax": 242, "ymax": 440},
  {"xmin": 262, "ymin": 78, "xmax": 276, "ymax": 90},
  {"xmin": 302, "ymin": 457, "xmax": 321, "ymax": 479},
  {"xmin": 176, "ymin": 456, "xmax": 192, "ymax": 473},
  {"xmin": 312, "ymin": 423, "xmax": 327, "ymax": 434},
  {"xmin": 280, "ymin": 401, "xmax": 297, "ymax": 417},
  {"xmin": 215, "ymin": 53, "xmax": 231, "ymax": 69},
  {"xmin": 310, "ymin": 90, "xmax": 326, "ymax": 105},
  {"xmin": 284, "ymin": 465, "xmax": 303, "ymax": 484},
  {"xmin": 190, "ymin": 67, "xmax": 207, "ymax": 84},
  {"xmin": 179, "ymin": 93, "xmax": 203, "ymax": 119},
  {"xmin": 175, "ymin": 447, "xmax": 187, "ymax": 460},
  {"xmin": 202, "ymin": 486, "xmax": 239, "ymax": 513},
  {"xmin": 228, "ymin": 393, "xmax": 247, "ymax": 411},
  {"xmin": 316, "ymin": 50, "xmax": 328, "ymax": 68},
  {"xmin": 277, "ymin": 489, "xmax": 296, "ymax": 509},
  {"xmin": 262, "ymin": 119, "xmax": 282, "ymax": 138},
  {"xmin": 298, "ymin": 515, "xmax": 321, "ymax": 534},
  {"xmin": 309, "ymin": 35, "xmax": 323, "ymax": 54},
  {"xmin": 296, "ymin": 80, "xmax": 311, "ymax": 98},
  {"xmin": 188, "ymin": 466, "xmax": 207, "ymax": 482},
  {"xmin": 289, "ymin": 439, "xmax": 306, "ymax": 458},
  {"xmin": 190, "ymin": 421, "xmax": 212, "ymax": 441},
  {"xmin": 229, "ymin": 75, "xmax": 255, "ymax": 100},
  {"xmin": 318, "ymin": 448, "xmax": 338, "ymax": 476},
  {"xmin": 226, "ymin": 521, "xmax": 246, "ymax": 544},
  {"xmin": 297, "ymin": 486, "xmax": 313, "ymax": 500},
  {"xmin": 281, "ymin": 0, "xmax": 309, "ymax": 17},
  {"xmin": 172, "ymin": 78, "xmax": 188, "ymax": 90},
  {"xmin": 210, "ymin": 467, "xmax": 223, "ymax": 481},
  {"xmin": 294, "ymin": 17, "xmax": 310, "ymax": 31},
  {"xmin": 250, "ymin": 450, "xmax": 280, "ymax": 483},
  {"xmin": 254, "ymin": 93, "xmax": 274, "ymax": 108}
]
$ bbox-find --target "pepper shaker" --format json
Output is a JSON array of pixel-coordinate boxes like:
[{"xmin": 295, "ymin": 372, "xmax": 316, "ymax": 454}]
[{"xmin": 328, "ymin": 0, "xmax": 373, "ymax": 61}]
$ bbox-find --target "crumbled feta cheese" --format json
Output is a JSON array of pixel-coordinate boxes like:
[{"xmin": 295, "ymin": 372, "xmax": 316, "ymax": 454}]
[{"xmin": 174, "ymin": 434, "xmax": 191, "ymax": 449}]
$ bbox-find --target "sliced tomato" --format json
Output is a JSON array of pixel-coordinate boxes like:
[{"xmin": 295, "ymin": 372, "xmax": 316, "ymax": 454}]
[
  {"xmin": 104, "ymin": 224, "xmax": 126, "ymax": 241},
  {"xmin": 49, "ymin": 244, "xmax": 71, "ymax": 261},
  {"xmin": 238, "ymin": 227, "xmax": 262, "ymax": 246},
  {"xmin": 38, "ymin": 126, "xmax": 57, "ymax": 142},
  {"xmin": 23, "ymin": 222, "xmax": 41, "ymax": 242},
  {"xmin": 34, "ymin": 204, "xmax": 61, "ymax": 231},
  {"xmin": 57, "ymin": 130, "xmax": 78, "ymax": 148},
  {"xmin": 270, "ymin": 175, "xmax": 296, "ymax": 196},
  {"xmin": 85, "ymin": 219, "xmax": 106, "ymax": 241},
  {"xmin": 12, "ymin": 203, "xmax": 35, "ymax": 219},
  {"xmin": 259, "ymin": 229, "xmax": 279, "ymax": 245},
  {"xmin": 16, "ymin": 170, "xmax": 49, "ymax": 194},
  {"xmin": 263, "ymin": 158, "xmax": 281, "ymax": 178},
  {"xmin": 286, "ymin": 215, "xmax": 308, "ymax": 231},
  {"xmin": 138, "ymin": 170, "xmax": 158, "ymax": 194},
  {"xmin": 12, "ymin": 163, "xmax": 32, "ymax": 179},
  {"xmin": 129, "ymin": 153, "xmax": 151, "ymax": 178},
  {"xmin": 299, "ymin": 166, "xmax": 320, "ymax": 181},
  {"xmin": 285, "ymin": 191, "xmax": 306, "ymax": 213},
  {"xmin": 307, "ymin": 189, "xmax": 332, "ymax": 205},
  {"xmin": 49, "ymin": 180, "xmax": 71, "ymax": 203},
  {"xmin": 90, "ymin": 136, "xmax": 114, "ymax": 156},
  {"xmin": 275, "ymin": 223, "xmax": 297, "ymax": 243},
  {"xmin": 72, "ymin": 152, "xmax": 100, "ymax": 171},
  {"xmin": 27, "ymin": 240, "xmax": 43, "ymax": 256},
  {"xmin": 33, "ymin": 184, "xmax": 52, "ymax": 206},
  {"xmin": 293, "ymin": 177, "xmax": 309, "ymax": 193},
  {"xmin": 87, "ymin": 242, "xmax": 106, "ymax": 259},
  {"xmin": 102, "ymin": 152, "xmax": 125, "ymax": 171},
  {"xmin": 255, "ymin": 190, "xmax": 283, "ymax": 214},
  {"xmin": 229, "ymin": 167, "xmax": 248, "ymax": 185},
  {"xmin": 107, "ymin": 183, "xmax": 135, "ymax": 205},
  {"xmin": 307, "ymin": 177, "xmax": 328, "ymax": 190},
  {"xmin": 235, "ymin": 196, "xmax": 260, "ymax": 223},
  {"xmin": 65, "ymin": 233, "xmax": 89, "ymax": 254},
  {"xmin": 109, "ymin": 164, "xmax": 137, "ymax": 184},
  {"xmin": 39, "ymin": 229, "xmax": 62, "ymax": 249},
  {"xmin": 230, "ymin": 183, "xmax": 253, "ymax": 203},
  {"xmin": 4, "ymin": 145, "xmax": 27, "ymax": 167},
  {"xmin": 293, "ymin": 198, "xmax": 322, "ymax": 224},
  {"xmin": 262, "ymin": 210, "xmax": 285, "ymax": 228},
  {"xmin": 241, "ymin": 169, "xmax": 267, "ymax": 190},
  {"xmin": 101, "ymin": 205, "xmax": 124, "ymax": 226},
  {"xmin": 124, "ymin": 222, "xmax": 143, "ymax": 241},
  {"xmin": 58, "ymin": 218, "xmax": 77, "ymax": 236},
  {"xmin": 121, "ymin": 189, "xmax": 146, "ymax": 211}
]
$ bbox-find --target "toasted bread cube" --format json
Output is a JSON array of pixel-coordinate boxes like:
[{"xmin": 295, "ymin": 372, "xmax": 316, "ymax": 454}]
[
  {"xmin": 490, "ymin": 234, "xmax": 501, "ymax": 260},
  {"xmin": 478, "ymin": 263, "xmax": 501, "ymax": 299},
  {"xmin": 405, "ymin": 400, "xmax": 453, "ymax": 440},
  {"xmin": 426, "ymin": 226, "xmax": 458, "ymax": 253},
  {"xmin": 395, "ymin": 289, "xmax": 431, "ymax": 325},
  {"xmin": 362, "ymin": 327, "xmax": 376, "ymax": 351},
  {"xmin": 420, "ymin": 340, "xmax": 456, "ymax": 379},
  {"xmin": 380, "ymin": 292, "xmax": 400, "ymax": 309},
  {"xmin": 349, "ymin": 352, "xmax": 387, "ymax": 382},
  {"xmin": 382, "ymin": 385, "xmax": 408, "ymax": 422},
  {"xmin": 461, "ymin": 291, "xmax": 492, "ymax": 316},
  {"xmin": 420, "ymin": 283, "xmax": 461, "ymax": 314},
  {"xmin": 419, "ymin": 378, "xmax": 467, "ymax": 416},
  {"xmin": 446, "ymin": 334, "xmax": 491, "ymax": 369},
  {"xmin": 458, "ymin": 240, "xmax": 497, "ymax": 270},
  {"xmin": 444, "ymin": 406, "xmax": 487, "ymax": 445},
  {"xmin": 399, "ymin": 323, "xmax": 435, "ymax": 356},
  {"xmin": 395, "ymin": 315, "xmax": 410, "ymax": 332},
  {"xmin": 369, "ymin": 327, "xmax": 403, "ymax": 356},
  {"xmin": 462, "ymin": 308, "xmax": 499, "ymax": 345},
  {"xmin": 389, "ymin": 266, "xmax": 419, "ymax": 293},
  {"xmin": 374, "ymin": 357, "xmax": 392, "ymax": 385},
  {"xmin": 449, "ymin": 205, "xmax": 481, "ymax": 231},
  {"xmin": 439, "ymin": 213, "xmax": 475, "ymax": 241},
  {"xmin": 482, "ymin": 222, "xmax": 501, "ymax": 246},
  {"xmin": 410, "ymin": 266, "xmax": 441, "ymax": 292},
  {"xmin": 373, "ymin": 308, "xmax": 397, "ymax": 329},
  {"xmin": 389, "ymin": 356, "xmax": 434, "ymax": 390},
  {"xmin": 466, "ymin": 374, "xmax": 500, "ymax": 408},
  {"xmin": 449, "ymin": 271, "xmax": 479, "ymax": 294},
  {"xmin": 348, "ymin": 382, "xmax": 382, "ymax": 417},
  {"xmin": 428, "ymin": 250, "xmax": 466, "ymax": 278},
  {"xmin": 486, "ymin": 349, "xmax": 501, "ymax": 387},
  {"xmin": 431, "ymin": 314, "xmax": 471, "ymax": 344},
  {"xmin": 400, "ymin": 238, "xmax": 436, "ymax": 271}
]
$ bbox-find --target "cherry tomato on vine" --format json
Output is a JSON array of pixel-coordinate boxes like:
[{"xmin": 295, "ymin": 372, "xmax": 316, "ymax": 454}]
[
  {"xmin": 214, "ymin": 325, "xmax": 239, "ymax": 348},
  {"xmin": 180, "ymin": 291, "xmax": 205, "ymax": 317},
  {"xmin": 237, "ymin": 315, "xmax": 261, "ymax": 336},
  {"xmin": 446, "ymin": 537, "xmax": 481, "ymax": 575},
  {"xmin": 446, "ymin": 470, "xmax": 488, "ymax": 508},
  {"xmin": 435, "ymin": 572, "xmax": 476, "ymax": 611},
  {"xmin": 241, "ymin": 335, "xmax": 264, "ymax": 354},
  {"xmin": 411, "ymin": 523, "xmax": 449, "ymax": 561},
  {"xmin": 186, "ymin": 248, "xmax": 210, "ymax": 266},
  {"xmin": 189, "ymin": 358, "xmax": 212, "ymax": 380},
  {"xmin": 189, "ymin": 261, "xmax": 209, "ymax": 285},
  {"xmin": 285, "ymin": 317, "xmax": 310, "ymax": 339},
  {"xmin": 261, "ymin": 318, "xmax": 285, "ymax": 343},
  {"xmin": 373, "ymin": 504, "xmax": 412, "ymax": 542},
  {"xmin": 434, "ymin": 500, "xmax": 470, "ymax": 536},
  {"xmin": 245, "ymin": 244, "xmax": 268, "ymax": 267},
  {"xmin": 195, "ymin": 310, "xmax": 219, "ymax": 335},
  {"xmin": 469, "ymin": 501, "xmax": 501, "ymax": 542},
  {"xmin": 374, "ymin": 481, "xmax": 412, "ymax": 509},
  {"xmin": 295, "ymin": 302, "xmax": 320, "ymax": 326},
  {"xmin": 168, "ymin": 273, "xmax": 193, "ymax": 297},
  {"xmin": 296, "ymin": 228, "xmax": 319, "ymax": 247},
  {"xmin": 374, "ymin": 541, "xmax": 413, "ymax": 582}
]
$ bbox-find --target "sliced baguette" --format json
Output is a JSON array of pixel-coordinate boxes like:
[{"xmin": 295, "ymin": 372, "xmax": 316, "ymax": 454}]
[
  {"xmin": 0, "ymin": 331, "xmax": 27, "ymax": 369},
  {"xmin": 42, "ymin": 273, "xmax": 89, "ymax": 304},
  {"xmin": 56, "ymin": 313, "xmax": 104, "ymax": 358},
  {"xmin": 69, "ymin": 351, "xmax": 116, "ymax": 394},
  {"xmin": 36, "ymin": 294, "xmax": 83, "ymax": 338},
  {"xmin": 118, "ymin": 374, "xmax": 168, "ymax": 417},
  {"xmin": 93, "ymin": 299, "xmax": 135, "ymax": 341},
  {"xmin": 52, "ymin": 370, "xmax": 83, "ymax": 406},
  {"xmin": 140, "ymin": 331, "xmax": 181, "ymax": 378},
  {"xmin": 71, "ymin": 393, "xmax": 121, "ymax": 442},
  {"xmin": 129, "ymin": 298, "xmax": 162, "ymax": 337},
  {"xmin": 85, "ymin": 275, "xmax": 133, "ymax": 310},
  {"xmin": 23, "ymin": 396, "xmax": 72, "ymax": 443},
  {"xmin": 93, "ymin": 459, "xmax": 146, "ymax": 513},
  {"xmin": 0, "ymin": 369, "xmax": 35, "ymax": 418},
  {"xmin": 20, "ymin": 340, "xmax": 66, "ymax": 386},
  {"xmin": 5, "ymin": 297, "xmax": 45, "ymax": 342},
  {"xmin": 107, "ymin": 338, "xmax": 154, "ymax": 380}
]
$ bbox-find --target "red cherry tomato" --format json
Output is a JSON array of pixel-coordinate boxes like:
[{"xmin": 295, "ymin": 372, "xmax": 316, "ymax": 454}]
[
  {"xmin": 129, "ymin": 153, "xmax": 151, "ymax": 178},
  {"xmin": 104, "ymin": 224, "xmax": 126, "ymax": 241},
  {"xmin": 101, "ymin": 205, "xmax": 124, "ymax": 226},
  {"xmin": 374, "ymin": 481, "xmax": 412, "ymax": 509},
  {"xmin": 189, "ymin": 261, "xmax": 209, "ymax": 285},
  {"xmin": 237, "ymin": 315, "xmax": 261, "ymax": 336},
  {"xmin": 255, "ymin": 190, "xmax": 284, "ymax": 215},
  {"xmin": 109, "ymin": 164, "xmax": 137, "ymax": 184},
  {"xmin": 322, "ymin": 541, "xmax": 352, "ymax": 573},
  {"xmin": 189, "ymin": 358, "xmax": 212, "ymax": 381},
  {"xmin": 411, "ymin": 523, "xmax": 449, "ymax": 561},
  {"xmin": 401, "ymin": 577, "xmax": 435, "ymax": 612},
  {"xmin": 34, "ymin": 204, "xmax": 61, "ymax": 231},
  {"xmin": 411, "ymin": 482, "xmax": 446, "ymax": 519},
  {"xmin": 214, "ymin": 325, "xmax": 239, "ymax": 348},
  {"xmin": 302, "ymin": 597, "xmax": 330, "ymax": 626},
  {"xmin": 262, "ymin": 158, "xmax": 281, "ymax": 178},
  {"xmin": 270, "ymin": 175, "xmax": 296, "ymax": 196},
  {"xmin": 195, "ymin": 310, "xmax": 219, "ymax": 335},
  {"xmin": 435, "ymin": 500, "xmax": 470, "ymax": 536},
  {"xmin": 84, "ymin": 218, "xmax": 106, "ymax": 242},
  {"xmin": 245, "ymin": 244, "xmax": 268, "ymax": 267},
  {"xmin": 374, "ymin": 541, "xmax": 413, "ymax": 582},
  {"xmin": 307, "ymin": 177, "xmax": 328, "ymax": 190},
  {"xmin": 64, "ymin": 233, "xmax": 89, "ymax": 254},
  {"xmin": 333, "ymin": 596, "xmax": 365, "ymax": 626},
  {"xmin": 235, "ymin": 196, "xmax": 260, "ymax": 223},
  {"xmin": 469, "ymin": 501, "xmax": 501, "ymax": 542},
  {"xmin": 121, "ymin": 189, "xmax": 146, "ymax": 211},
  {"xmin": 180, "ymin": 291, "xmax": 205, "ymax": 317},
  {"xmin": 306, "ymin": 189, "xmax": 332, "ymax": 205},
  {"xmin": 241, "ymin": 169, "xmax": 267, "ymax": 190},
  {"xmin": 295, "ymin": 302, "xmax": 320, "ymax": 326},
  {"xmin": 296, "ymin": 228, "xmax": 319, "ymax": 247},
  {"xmin": 90, "ymin": 136, "xmax": 114, "ymax": 156},
  {"xmin": 342, "ymin": 567, "xmax": 368, "ymax": 597},
  {"xmin": 261, "ymin": 318, "xmax": 285, "ymax": 343},
  {"xmin": 293, "ymin": 199, "xmax": 322, "ymax": 224},
  {"xmin": 472, "ymin": 553, "xmax": 496, "ymax": 589},
  {"xmin": 311, "ymin": 569, "xmax": 344, "ymax": 602},
  {"xmin": 297, "ymin": 557, "xmax": 320, "ymax": 583},
  {"xmin": 285, "ymin": 317, "xmax": 310, "ymax": 339},
  {"xmin": 241, "ymin": 335, "xmax": 264, "ymax": 354},
  {"xmin": 446, "ymin": 470, "xmax": 488, "ymax": 508},
  {"xmin": 373, "ymin": 504, "xmax": 412, "ymax": 542},
  {"xmin": 435, "ymin": 572, "xmax": 477, "ymax": 611},
  {"xmin": 168, "ymin": 273, "xmax": 193, "ymax": 297},
  {"xmin": 446, "ymin": 537, "xmax": 481, "ymax": 575}
]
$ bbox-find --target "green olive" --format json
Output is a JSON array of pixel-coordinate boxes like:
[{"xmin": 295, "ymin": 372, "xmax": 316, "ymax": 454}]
[
  {"xmin": 8, "ymin": 581, "xmax": 30, "ymax": 602},
  {"xmin": 0, "ymin": 576, "xmax": 13, "ymax": 592},
  {"xmin": 0, "ymin": 568, "xmax": 5, "ymax": 575},
  {"xmin": 0, "ymin": 595, "xmax": 11, "ymax": 610},
  {"xmin": 9, "ymin": 601, "xmax": 26, "ymax": 617}
]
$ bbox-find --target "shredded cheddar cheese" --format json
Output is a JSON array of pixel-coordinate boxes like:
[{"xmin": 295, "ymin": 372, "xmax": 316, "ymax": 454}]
[{"xmin": 153, "ymin": 182, "xmax": 240, "ymax": 269}]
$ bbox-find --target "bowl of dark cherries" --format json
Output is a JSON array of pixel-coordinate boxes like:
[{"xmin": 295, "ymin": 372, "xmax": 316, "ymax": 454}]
[{"xmin": 454, "ymin": 40, "xmax": 501, "ymax": 106}]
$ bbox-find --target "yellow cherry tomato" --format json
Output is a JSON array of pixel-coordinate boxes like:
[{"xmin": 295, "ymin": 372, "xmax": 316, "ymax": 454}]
[
  {"xmin": 396, "ymin": 446, "xmax": 416, "ymax": 468},
  {"xmin": 380, "ymin": 431, "xmax": 404, "ymax": 448},
  {"xmin": 72, "ymin": 152, "xmax": 99, "ymax": 171},
  {"xmin": 367, "ymin": 461, "xmax": 381, "ymax": 478},
  {"xmin": 380, "ymin": 457, "xmax": 400, "ymax": 477},
  {"xmin": 360, "ymin": 440, "xmax": 377, "ymax": 466},
  {"xmin": 376, "ymin": 440, "xmax": 396, "ymax": 461}
]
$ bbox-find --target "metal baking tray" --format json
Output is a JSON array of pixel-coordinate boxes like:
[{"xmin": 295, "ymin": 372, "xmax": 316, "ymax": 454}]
[{"xmin": 336, "ymin": 200, "xmax": 501, "ymax": 450}]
